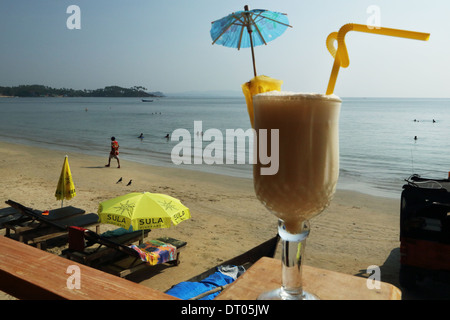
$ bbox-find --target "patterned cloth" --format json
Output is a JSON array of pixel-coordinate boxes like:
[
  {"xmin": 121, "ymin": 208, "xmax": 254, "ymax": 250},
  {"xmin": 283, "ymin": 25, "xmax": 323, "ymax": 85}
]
[{"xmin": 130, "ymin": 240, "xmax": 177, "ymax": 266}]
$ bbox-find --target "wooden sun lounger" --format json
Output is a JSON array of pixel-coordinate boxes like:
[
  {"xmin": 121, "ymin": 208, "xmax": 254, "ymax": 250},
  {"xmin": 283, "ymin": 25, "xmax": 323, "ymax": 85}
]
[
  {"xmin": 16, "ymin": 214, "xmax": 100, "ymax": 249},
  {"xmin": 0, "ymin": 207, "xmax": 41, "ymax": 230},
  {"xmin": 63, "ymin": 228, "xmax": 151, "ymax": 266},
  {"xmin": 5, "ymin": 200, "xmax": 86, "ymax": 231},
  {"xmin": 4, "ymin": 200, "xmax": 98, "ymax": 249},
  {"xmin": 64, "ymin": 227, "xmax": 187, "ymax": 278},
  {"xmin": 101, "ymin": 236, "xmax": 187, "ymax": 278}
]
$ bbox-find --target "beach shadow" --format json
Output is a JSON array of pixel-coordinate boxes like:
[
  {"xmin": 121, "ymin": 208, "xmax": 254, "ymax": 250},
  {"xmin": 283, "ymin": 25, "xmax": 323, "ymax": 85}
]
[
  {"xmin": 353, "ymin": 247, "xmax": 402, "ymax": 288},
  {"xmin": 379, "ymin": 247, "xmax": 402, "ymax": 288},
  {"xmin": 124, "ymin": 263, "xmax": 175, "ymax": 283}
]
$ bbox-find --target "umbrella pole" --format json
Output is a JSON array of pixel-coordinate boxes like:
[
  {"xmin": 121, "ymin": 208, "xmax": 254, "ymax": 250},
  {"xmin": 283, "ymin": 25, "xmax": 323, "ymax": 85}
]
[
  {"xmin": 245, "ymin": 5, "xmax": 257, "ymax": 77},
  {"xmin": 249, "ymin": 37, "xmax": 257, "ymax": 77}
]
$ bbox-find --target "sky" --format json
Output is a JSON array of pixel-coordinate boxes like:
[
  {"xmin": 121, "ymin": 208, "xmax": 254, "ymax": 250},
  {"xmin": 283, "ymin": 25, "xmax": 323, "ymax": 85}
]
[{"xmin": 0, "ymin": 0, "xmax": 448, "ymax": 97}]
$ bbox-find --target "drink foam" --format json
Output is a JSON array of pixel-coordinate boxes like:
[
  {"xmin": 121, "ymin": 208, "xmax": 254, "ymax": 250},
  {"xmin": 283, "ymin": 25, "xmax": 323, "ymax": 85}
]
[{"xmin": 255, "ymin": 91, "xmax": 341, "ymax": 102}]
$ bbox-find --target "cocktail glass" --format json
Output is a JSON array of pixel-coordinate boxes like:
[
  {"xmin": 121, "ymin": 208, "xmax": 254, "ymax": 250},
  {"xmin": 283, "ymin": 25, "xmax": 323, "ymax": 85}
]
[{"xmin": 253, "ymin": 92, "xmax": 341, "ymax": 300}]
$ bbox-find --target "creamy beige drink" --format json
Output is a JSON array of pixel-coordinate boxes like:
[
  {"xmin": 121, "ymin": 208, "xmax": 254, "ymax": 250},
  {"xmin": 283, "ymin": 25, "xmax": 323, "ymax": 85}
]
[{"xmin": 253, "ymin": 92, "xmax": 341, "ymax": 234}]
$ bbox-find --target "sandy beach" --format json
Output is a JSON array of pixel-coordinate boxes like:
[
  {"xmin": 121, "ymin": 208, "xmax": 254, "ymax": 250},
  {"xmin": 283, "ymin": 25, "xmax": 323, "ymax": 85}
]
[{"xmin": 0, "ymin": 140, "xmax": 446, "ymax": 300}]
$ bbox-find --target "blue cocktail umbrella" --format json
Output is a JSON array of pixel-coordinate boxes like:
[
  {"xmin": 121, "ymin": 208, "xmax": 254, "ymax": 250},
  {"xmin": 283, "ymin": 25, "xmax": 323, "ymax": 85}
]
[{"xmin": 211, "ymin": 5, "xmax": 292, "ymax": 76}]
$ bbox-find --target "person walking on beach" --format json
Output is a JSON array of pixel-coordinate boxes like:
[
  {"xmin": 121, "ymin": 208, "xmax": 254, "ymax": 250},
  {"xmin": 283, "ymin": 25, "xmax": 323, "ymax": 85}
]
[{"xmin": 105, "ymin": 136, "xmax": 120, "ymax": 168}]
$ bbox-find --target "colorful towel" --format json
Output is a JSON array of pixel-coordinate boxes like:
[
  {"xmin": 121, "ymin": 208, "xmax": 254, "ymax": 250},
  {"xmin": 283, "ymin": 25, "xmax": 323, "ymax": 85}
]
[{"xmin": 130, "ymin": 240, "xmax": 177, "ymax": 266}]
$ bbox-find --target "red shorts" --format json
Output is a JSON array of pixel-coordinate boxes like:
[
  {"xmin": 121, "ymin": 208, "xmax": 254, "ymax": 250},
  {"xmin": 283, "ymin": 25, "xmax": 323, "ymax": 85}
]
[{"xmin": 109, "ymin": 152, "xmax": 119, "ymax": 160}]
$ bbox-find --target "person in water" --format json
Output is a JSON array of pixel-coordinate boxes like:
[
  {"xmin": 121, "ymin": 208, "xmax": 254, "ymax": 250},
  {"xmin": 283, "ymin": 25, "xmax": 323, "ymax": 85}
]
[
  {"xmin": 138, "ymin": 133, "xmax": 144, "ymax": 139},
  {"xmin": 105, "ymin": 136, "xmax": 120, "ymax": 168}
]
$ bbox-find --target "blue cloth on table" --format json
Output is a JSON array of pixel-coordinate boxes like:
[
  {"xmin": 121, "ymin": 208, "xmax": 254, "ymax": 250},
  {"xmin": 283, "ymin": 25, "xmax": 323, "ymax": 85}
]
[{"xmin": 166, "ymin": 270, "xmax": 235, "ymax": 300}]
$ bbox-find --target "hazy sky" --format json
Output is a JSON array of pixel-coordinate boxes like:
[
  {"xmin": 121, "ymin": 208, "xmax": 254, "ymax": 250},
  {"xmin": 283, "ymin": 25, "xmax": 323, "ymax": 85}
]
[{"xmin": 0, "ymin": 1, "xmax": 448, "ymax": 97}]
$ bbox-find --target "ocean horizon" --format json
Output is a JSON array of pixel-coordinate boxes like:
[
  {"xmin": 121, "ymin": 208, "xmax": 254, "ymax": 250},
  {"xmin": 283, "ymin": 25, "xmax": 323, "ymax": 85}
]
[{"xmin": 1, "ymin": 95, "xmax": 449, "ymax": 200}]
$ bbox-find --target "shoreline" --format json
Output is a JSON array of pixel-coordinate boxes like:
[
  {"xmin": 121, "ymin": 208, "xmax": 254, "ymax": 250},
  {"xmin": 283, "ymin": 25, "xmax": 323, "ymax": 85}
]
[
  {"xmin": 0, "ymin": 133, "xmax": 402, "ymax": 200},
  {"xmin": 0, "ymin": 140, "xmax": 405, "ymax": 299}
]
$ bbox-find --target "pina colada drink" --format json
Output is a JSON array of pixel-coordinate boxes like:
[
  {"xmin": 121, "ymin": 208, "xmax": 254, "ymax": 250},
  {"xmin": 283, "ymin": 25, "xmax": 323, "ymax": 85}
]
[{"xmin": 253, "ymin": 92, "xmax": 341, "ymax": 234}]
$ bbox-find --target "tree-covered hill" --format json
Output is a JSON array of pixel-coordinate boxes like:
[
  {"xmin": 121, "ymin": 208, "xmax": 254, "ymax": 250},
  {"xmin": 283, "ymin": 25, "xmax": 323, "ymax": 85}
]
[{"xmin": 0, "ymin": 85, "xmax": 163, "ymax": 97}]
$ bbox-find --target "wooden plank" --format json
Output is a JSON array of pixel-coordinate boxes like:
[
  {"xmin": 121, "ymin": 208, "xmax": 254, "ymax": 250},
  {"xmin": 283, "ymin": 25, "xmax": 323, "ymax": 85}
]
[
  {"xmin": 216, "ymin": 256, "xmax": 402, "ymax": 300},
  {"xmin": 0, "ymin": 236, "xmax": 178, "ymax": 300}
]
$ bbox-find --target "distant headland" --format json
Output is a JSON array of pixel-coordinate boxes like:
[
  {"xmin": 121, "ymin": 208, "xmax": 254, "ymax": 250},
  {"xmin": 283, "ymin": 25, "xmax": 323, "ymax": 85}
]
[{"xmin": 0, "ymin": 85, "xmax": 164, "ymax": 98}]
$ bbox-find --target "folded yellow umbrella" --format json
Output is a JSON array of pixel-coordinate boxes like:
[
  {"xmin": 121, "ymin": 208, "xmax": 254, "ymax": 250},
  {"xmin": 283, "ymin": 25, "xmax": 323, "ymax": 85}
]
[{"xmin": 55, "ymin": 155, "xmax": 76, "ymax": 207}]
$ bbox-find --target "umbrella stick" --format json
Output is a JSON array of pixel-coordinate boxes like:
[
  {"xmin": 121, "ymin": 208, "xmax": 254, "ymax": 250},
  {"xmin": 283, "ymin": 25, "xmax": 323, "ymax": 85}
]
[
  {"xmin": 249, "ymin": 37, "xmax": 257, "ymax": 77},
  {"xmin": 244, "ymin": 5, "xmax": 257, "ymax": 77}
]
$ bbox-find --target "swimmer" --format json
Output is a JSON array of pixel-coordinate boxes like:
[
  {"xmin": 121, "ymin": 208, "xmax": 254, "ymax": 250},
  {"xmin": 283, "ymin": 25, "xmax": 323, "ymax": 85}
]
[{"xmin": 138, "ymin": 133, "xmax": 144, "ymax": 139}]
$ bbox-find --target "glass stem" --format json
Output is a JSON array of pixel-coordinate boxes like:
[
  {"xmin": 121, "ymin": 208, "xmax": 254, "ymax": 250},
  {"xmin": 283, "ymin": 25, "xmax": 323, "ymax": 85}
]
[{"xmin": 278, "ymin": 219, "xmax": 310, "ymax": 299}]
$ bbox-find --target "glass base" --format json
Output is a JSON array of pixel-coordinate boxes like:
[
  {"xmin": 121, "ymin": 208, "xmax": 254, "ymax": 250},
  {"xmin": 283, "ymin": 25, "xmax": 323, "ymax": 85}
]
[{"xmin": 257, "ymin": 288, "xmax": 319, "ymax": 300}]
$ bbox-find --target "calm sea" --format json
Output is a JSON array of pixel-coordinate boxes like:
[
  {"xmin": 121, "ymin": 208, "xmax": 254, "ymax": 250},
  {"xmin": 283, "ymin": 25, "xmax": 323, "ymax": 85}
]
[{"xmin": 0, "ymin": 95, "xmax": 449, "ymax": 199}]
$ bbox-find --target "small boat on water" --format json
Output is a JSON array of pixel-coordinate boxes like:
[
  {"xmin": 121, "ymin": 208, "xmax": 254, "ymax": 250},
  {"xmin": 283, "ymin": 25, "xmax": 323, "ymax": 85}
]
[{"xmin": 141, "ymin": 99, "xmax": 153, "ymax": 102}]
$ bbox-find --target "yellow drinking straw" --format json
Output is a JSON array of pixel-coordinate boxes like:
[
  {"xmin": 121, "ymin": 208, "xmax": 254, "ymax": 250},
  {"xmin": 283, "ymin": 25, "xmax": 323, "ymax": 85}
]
[{"xmin": 325, "ymin": 23, "xmax": 430, "ymax": 95}]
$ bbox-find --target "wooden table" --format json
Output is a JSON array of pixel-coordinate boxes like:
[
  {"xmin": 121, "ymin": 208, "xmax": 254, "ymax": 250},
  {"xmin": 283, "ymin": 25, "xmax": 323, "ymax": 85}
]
[
  {"xmin": 0, "ymin": 236, "xmax": 177, "ymax": 300},
  {"xmin": 216, "ymin": 257, "xmax": 401, "ymax": 300}
]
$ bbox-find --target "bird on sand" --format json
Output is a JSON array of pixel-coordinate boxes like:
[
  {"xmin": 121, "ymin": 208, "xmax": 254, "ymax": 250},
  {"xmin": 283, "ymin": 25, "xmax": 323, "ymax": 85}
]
[
  {"xmin": 116, "ymin": 177, "xmax": 122, "ymax": 184},
  {"xmin": 126, "ymin": 180, "xmax": 132, "ymax": 186}
]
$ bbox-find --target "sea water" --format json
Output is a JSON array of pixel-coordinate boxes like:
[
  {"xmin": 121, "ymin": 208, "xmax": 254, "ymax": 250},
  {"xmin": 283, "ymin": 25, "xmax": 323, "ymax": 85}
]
[{"xmin": 0, "ymin": 96, "xmax": 449, "ymax": 199}]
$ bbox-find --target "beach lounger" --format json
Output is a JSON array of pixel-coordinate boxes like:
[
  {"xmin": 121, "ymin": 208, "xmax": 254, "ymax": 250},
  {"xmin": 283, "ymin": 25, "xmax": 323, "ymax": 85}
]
[
  {"xmin": 65, "ymin": 226, "xmax": 187, "ymax": 278},
  {"xmin": 0, "ymin": 207, "xmax": 36, "ymax": 230},
  {"xmin": 5, "ymin": 200, "xmax": 86, "ymax": 230},
  {"xmin": 4, "ymin": 200, "xmax": 98, "ymax": 249},
  {"xmin": 63, "ymin": 227, "xmax": 151, "ymax": 266}
]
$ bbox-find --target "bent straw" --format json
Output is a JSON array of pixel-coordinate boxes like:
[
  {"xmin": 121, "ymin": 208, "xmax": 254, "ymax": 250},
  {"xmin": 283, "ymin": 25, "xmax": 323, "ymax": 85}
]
[{"xmin": 325, "ymin": 23, "xmax": 430, "ymax": 95}]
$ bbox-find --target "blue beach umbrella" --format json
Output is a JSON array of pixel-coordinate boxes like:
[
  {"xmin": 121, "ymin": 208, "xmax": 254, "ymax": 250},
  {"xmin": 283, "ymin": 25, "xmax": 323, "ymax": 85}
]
[{"xmin": 211, "ymin": 5, "xmax": 292, "ymax": 77}]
